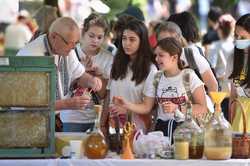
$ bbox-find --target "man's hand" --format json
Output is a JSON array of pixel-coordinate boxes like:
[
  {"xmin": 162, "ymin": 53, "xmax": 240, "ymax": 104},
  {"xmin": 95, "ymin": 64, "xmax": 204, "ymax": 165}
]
[
  {"xmin": 55, "ymin": 94, "xmax": 91, "ymax": 110},
  {"xmin": 78, "ymin": 73, "xmax": 102, "ymax": 92},
  {"xmin": 67, "ymin": 95, "xmax": 91, "ymax": 109}
]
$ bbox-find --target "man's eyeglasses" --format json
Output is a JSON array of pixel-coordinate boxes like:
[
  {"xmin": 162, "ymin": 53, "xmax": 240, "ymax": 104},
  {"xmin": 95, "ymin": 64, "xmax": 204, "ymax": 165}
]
[{"xmin": 55, "ymin": 33, "xmax": 79, "ymax": 48}]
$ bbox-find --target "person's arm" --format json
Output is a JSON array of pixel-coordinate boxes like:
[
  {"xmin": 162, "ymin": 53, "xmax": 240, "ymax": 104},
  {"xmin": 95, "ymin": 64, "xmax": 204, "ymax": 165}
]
[
  {"xmin": 201, "ymin": 69, "xmax": 218, "ymax": 92},
  {"xmin": 113, "ymin": 96, "xmax": 155, "ymax": 114},
  {"xmin": 190, "ymin": 85, "xmax": 207, "ymax": 118},
  {"xmin": 55, "ymin": 95, "xmax": 90, "ymax": 110},
  {"xmin": 192, "ymin": 47, "xmax": 218, "ymax": 92},
  {"xmin": 97, "ymin": 78, "xmax": 108, "ymax": 99}
]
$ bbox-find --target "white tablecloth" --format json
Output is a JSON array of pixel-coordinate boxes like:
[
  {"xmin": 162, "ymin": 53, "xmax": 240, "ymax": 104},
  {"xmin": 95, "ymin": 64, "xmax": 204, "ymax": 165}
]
[{"xmin": 0, "ymin": 159, "xmax": 250, "ymax": 166}]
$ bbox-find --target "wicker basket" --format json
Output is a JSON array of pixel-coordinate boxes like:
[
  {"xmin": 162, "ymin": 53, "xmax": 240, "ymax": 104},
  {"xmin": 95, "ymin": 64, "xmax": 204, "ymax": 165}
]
[{"xmin": 230, "ymin": 99, "xmax": 250, "ymax": 158}]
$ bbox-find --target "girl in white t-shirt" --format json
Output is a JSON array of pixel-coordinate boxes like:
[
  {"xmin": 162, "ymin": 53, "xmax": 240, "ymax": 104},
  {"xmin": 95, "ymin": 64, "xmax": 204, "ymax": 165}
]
[
  {"xmin": 60, "ymin": 13, "xmax": 113, "ymax": 132},
  {"xmin": 100, "ymin": 19, "xmax": 157, "ymax": 136},
  {"xmin": 156, "ymin": 21, "xmax": 218, "ymax": 93},
  {"xmin": 114, "ymin": 37, "xmax": 207, "ymax": 138}
]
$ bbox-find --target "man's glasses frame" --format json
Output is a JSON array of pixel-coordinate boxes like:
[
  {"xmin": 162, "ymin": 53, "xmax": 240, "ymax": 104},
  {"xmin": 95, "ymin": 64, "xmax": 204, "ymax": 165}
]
[{"xmin": 55, "ymin": 32, "xmax": 79, "ymax": 48}]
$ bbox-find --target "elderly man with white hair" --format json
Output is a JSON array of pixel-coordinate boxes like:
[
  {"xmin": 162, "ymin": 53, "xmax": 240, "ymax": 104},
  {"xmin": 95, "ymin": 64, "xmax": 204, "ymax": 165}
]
[{"xmin": 17, "ymin": 17, "xmax": 102, "ymax": 132}]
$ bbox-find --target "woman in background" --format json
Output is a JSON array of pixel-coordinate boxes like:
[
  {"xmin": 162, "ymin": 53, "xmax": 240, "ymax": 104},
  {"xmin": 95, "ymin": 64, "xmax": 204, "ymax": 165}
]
[
  {"xmin": 229, "ymin": 13, "xmax": 250, "ymax": 98},
  {"xmin": 168, "ymin": 12, "xmax": 218, "ymax": 92},
  {"xmin": 229, "ymin": 13, "xmax": 250, "ymax": 130}
]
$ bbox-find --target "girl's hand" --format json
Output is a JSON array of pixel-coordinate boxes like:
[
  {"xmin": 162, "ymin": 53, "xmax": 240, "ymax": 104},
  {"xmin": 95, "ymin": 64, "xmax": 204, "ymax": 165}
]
[
  {"xmin": 112, "ymin": 96, "xmax": 128, "ymax": 109},
  {"xmin": 162, "ymin": 101, "xmax": 178, "ymax": 113},
  {"xmin": 87, "ymin": 65, "xmax": 102, "ymax": 77},
  {"xmin": 82, "ymin": 55, "xmax": 93, "ymax": 69},
  {"xmin": 109, "ymin": 104, "xmax": 127, "ymax": 116},
  {"xmin": 90, "ymin": 76, "xmax": 102, "ymax": 91}
]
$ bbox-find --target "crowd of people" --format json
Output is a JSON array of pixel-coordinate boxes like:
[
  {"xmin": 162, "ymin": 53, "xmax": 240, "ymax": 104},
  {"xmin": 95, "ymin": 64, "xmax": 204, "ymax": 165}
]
[{"xmin": 0, "ymin": 4, "xmax": 250, "ymax": 145}]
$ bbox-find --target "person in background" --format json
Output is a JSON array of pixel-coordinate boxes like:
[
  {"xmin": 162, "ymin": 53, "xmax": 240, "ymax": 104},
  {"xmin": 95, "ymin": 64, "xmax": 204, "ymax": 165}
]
[
  {"xmin": 100, "ymin": 19, "xmax": 157, "ymax": 138},
  {"xmin": 17, "ymin": 17, "xmax": 102, "ymax": 131},
  {"xmin": 207, "ymin": 14, "xmax": 235, "ymax": 92},
  {"xmin": 103, "ymin": 20, "xmax": 117, "ymax": 56},
  {"xmin": 168, "ymin": 11, "xmax": 218, "ymax": 93},
  {"xmin": 202, "ymin": 6, "xmax": 223, "ymax": 55},
  {"xmin": 60, "ymin": 13, "xmax": 113, "ymax": 132},
  {"xmin": 117, "ymin": 5, "xmax": 145, "ymax": 22},
  {"xmin": 148, "ymin": 20, "xmax": 161, "ymax": 48},
  {"xmin": 31, "ymin": 5, "xmax": 59, "ymax": 41},
  {"xmin": 5, "ymin": 10, "xmax": 32, "ymax": 56},
  {"xmin": 156, "ymin": 21, "xmax": 188, "ymax": 47},
  {"xmin": 229, "ymin": 13, "xmax": 250, "ymax": 120},
  {"xmin": 114, "ymin": 37, "xmax": 207, "ymax": 141},
  {"xmin": 207, "ymin": 14, "xmax": 235, "ymax": 120}
]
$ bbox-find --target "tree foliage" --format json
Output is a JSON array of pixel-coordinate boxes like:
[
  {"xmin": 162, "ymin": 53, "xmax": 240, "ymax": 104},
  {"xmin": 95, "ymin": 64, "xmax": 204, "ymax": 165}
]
[{"xmin": 102, "ymin": 0, "xmax": 130, "ymax": 20}]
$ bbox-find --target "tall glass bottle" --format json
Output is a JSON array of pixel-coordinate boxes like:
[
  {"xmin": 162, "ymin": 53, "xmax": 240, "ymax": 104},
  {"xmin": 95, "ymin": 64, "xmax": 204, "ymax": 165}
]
[
  {"xmin": 84, "ymin": 105, "xmax": 108, "ymax": 159},
  {"xmin": 174, "ymin": 101, "xmax": 204, "ymax": 160},
  {"xmin": 204, "ymin": 92, "xmax": 232, "ymax": 160}
]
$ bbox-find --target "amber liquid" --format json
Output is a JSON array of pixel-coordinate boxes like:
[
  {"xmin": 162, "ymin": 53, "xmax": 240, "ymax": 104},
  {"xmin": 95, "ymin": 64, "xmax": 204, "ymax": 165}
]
[
  {"xmin": 189, "ymin": 145, "xmax": 204, "ymax": 159},
  {"xmin": 84, "ymin": 132, "xmax": 108, "ymax": 159}
]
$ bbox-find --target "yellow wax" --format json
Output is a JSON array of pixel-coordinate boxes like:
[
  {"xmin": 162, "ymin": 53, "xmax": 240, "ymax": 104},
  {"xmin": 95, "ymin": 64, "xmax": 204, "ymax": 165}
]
[{"xmin": 174, "ymin": 141, "xmax": 189, "ymax": 160}]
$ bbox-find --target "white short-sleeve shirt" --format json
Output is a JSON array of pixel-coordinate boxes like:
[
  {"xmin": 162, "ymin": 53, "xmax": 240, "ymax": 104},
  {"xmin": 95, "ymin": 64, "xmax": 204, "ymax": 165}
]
[
  {"xmin": 108, "ymin": 64, "xmax": 158, "ymax": 130},
  {"xmin": 76, "ymin": 45, "xmax": 114, "ymax": 79},
  {"xmin": 181, "ymin": 44, "xmax": 210, "ymax": 74},
  {"xmin": 17, "ymin": 34, "xmax": 85, "ymax": 100},
  {"xmin": 60, "ymin": 45, "xmax": 114, "ymax": 124},
  {"xmin": 144, "ymin": 69, "xmax": 204, "ymax": 121}
]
